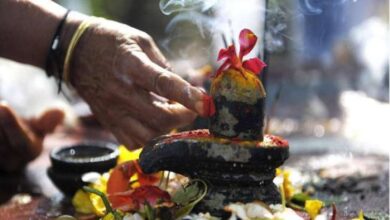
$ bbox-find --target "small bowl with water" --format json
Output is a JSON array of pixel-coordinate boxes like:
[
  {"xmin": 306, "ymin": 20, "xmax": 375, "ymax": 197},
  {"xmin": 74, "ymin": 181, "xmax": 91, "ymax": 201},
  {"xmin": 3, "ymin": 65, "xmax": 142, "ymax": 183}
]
[{"xmin": 48, "ymin": 142, "xmax": 119, "ymax": 196}]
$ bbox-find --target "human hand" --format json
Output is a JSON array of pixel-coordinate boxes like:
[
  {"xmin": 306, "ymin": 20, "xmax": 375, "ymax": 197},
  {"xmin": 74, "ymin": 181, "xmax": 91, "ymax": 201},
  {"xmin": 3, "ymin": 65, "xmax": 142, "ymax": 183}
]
[
  {"xmin": 63, "ymin": 16, "xmax": 207, "ymax": 149},
  {"xmin": 0, "ymin": 103, "xmax": 64, "ymax": 172}
]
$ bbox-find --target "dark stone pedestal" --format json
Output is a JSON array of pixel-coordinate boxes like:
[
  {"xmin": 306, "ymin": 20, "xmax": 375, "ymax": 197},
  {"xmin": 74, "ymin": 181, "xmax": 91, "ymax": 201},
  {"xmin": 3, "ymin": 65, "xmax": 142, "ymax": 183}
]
[
  {"xmin": 196, "ymin": 183, "xmax": 280, "ymax": 217},
  {"xmin": 139, "ymin": 129, "xmax": 289, "ymax": 217}
]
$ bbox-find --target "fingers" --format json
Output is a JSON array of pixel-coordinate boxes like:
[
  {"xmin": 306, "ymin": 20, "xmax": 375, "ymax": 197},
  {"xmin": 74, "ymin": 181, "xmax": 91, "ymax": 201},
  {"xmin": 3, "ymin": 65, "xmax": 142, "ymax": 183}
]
[
  {"xmin": 87, "ymin": 99, "xmax": 154, "ymax": 150},
  {"xmin": 111, "ymin": 86, "xmax": 196, "ymax": 131},
  {"xmin": 29, "ymin": 108, "xmax": 64, "ymax": 136},
  {"xmin": 152, "ymin": 100, "xmax": 197, "ymax": 129},
  {"xmin": 137, "ymin": 34, "xmax": 171, "ymax": 69},
  {"xmin": 124, "ymin": 54, "xmax": 205, "ymax": 116},
  {"xmin": 151, "ymin": 65, "xmax": 205, "ymax": 116},
  {"xmin": 0, "ymin": 103, "xmax": 41, "ymax": 168},
  {"xmin": 117, "ymin": 116, "xmax": 158, "ymax": 150},
  {"xmin": 88, "ymin": 86, "xmax": 196, "ymax": 150},
  {"xmin": 112, "ymin": 105, "xmax": 194, "ymax": 150},
  {"xmin": 111, "ymin": 128, "xmax": 135, "ymax": 150},
  {"xmin": 0, "ymin": 103, "xmax": 33, "ymax": 151}
]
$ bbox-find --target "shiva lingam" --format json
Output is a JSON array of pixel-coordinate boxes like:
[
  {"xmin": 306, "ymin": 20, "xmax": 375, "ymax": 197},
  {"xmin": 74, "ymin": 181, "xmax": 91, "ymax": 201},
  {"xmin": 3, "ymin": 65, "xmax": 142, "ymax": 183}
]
[{"xmin": 139, "ymin": 29, "xmax": 289, "ymax": 216}]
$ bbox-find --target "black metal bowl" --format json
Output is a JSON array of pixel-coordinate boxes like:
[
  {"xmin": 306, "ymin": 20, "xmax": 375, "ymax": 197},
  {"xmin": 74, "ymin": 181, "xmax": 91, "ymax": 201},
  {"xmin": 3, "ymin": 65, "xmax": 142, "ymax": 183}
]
[{"xmin": 48, "ymin": 142, "xmax": 119, "ymax": 196}]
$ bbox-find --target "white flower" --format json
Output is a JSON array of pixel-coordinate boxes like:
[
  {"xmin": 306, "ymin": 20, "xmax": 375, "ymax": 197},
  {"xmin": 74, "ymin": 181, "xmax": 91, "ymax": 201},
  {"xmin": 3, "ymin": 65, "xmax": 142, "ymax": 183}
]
[
  {"xmin": 269, "ymin": 204, "xmax": 284, "ymax": 213},
  {"xmin": 123, "ymin": 213, "xmax": 144, "ymax": 220},
  {"xmin": 273, "ymin": 207, "xmax": 304, "ymax": 220},
  {"xmin": 184, "ymin": 212, "xmax": 219, "ymax": 220},
  {"xmin": 225, "ymin": 202, "xmax": 273, "ymax": 220},
  {"xmin": 314, "ymin": 213, "xmax": 328, "ymax": 220},
  {"xmin": 246, "ymin": 203, "xmax": 274, "ymax": 219}
]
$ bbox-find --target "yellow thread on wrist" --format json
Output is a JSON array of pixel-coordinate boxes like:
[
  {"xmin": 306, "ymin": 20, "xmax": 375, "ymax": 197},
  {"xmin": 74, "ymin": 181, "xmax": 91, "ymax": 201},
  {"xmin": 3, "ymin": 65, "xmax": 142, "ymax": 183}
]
[{"xmin": 63, "ymin": 19, "xmax": 92, "ymax": 84}]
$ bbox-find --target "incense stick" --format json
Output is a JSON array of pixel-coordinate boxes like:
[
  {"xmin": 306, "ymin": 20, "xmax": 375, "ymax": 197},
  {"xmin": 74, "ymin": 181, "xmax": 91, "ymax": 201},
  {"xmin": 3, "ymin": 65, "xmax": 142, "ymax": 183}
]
[
  {"xmin": 228, "ymin": 20, "xmax": 236, "ymax": 47},
  {"xmin": 261, "ymin": 0, "xmax": 270, "ymax": 88},
  {"xmin": 221, "ymin": 33, "xmax": 229, "ymax": 48},
  {"xmin": 264, "ymin": 84, "xmax": 282, "ymax": 134}
]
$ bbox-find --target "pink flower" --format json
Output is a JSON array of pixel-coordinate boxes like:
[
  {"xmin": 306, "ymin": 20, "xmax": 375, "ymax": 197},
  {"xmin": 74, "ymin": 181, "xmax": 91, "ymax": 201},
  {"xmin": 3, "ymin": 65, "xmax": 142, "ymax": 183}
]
[{"xmin": 215, "ymin": 29, "xmax": 267, "ymax": 78}]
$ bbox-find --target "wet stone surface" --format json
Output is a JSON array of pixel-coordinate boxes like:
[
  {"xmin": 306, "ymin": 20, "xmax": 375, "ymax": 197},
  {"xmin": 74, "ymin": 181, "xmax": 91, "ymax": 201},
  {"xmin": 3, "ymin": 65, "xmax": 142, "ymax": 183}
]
[
  {"xmin": 139, "ymin": 129, "xmax": 289, "ymax": 216},
  {"xmin": 210, "ymin": 96, "xmax": 265, "ymax": 141}
]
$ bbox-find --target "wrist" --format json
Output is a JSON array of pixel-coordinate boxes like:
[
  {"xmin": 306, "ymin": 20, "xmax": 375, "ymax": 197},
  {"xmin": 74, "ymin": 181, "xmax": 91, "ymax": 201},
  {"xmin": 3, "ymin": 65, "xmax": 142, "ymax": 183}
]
[
  {"xmin": 59, "ymin": 12, "xmax": 88, "ymax": 55},
  {"xmin": 59, "ymin": 12, "xmax": 91, "ymax": 86},
  {"xmin": 0, "ymin": 0, "xmax": 67, "ymax": 68},
  {"xmin": 58, "ymin": 12, "xmax": 88, "ymax": 70}
]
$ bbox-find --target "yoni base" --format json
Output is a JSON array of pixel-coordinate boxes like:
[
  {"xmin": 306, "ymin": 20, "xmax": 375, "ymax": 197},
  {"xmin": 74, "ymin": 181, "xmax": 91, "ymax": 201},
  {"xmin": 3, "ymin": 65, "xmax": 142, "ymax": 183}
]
[
  {"xmin": 139, "ymin": 129, "xmax": 289, "ymax": 217},
  {"xmin": 194, "ymin": 181, "xmax": 280, "ymax": 217}
]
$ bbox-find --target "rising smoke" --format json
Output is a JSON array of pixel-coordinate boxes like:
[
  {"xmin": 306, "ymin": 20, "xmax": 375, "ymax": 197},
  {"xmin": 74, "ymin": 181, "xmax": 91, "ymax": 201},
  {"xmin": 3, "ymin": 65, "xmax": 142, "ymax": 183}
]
[
  {"xmin": 159, "ymin": 0, "xmax": 276, "ymax": 68},
  {"xmin": 159, "ymin": 0, "xmax": 218, "ymax": 15}
]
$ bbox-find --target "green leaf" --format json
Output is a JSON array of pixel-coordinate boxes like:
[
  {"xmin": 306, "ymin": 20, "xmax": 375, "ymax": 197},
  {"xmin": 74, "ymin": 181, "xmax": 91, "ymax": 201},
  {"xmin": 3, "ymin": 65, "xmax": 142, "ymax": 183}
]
[
  {"xmin": 290, "ymin": 193, "xmax": 311, "ymax": 206},
  {"xmin": 55, "ymin": 215, "xmax": 77, "ymax": 220},
  {"xmin": 82, "ymin": 186, "xmax": 122, "ymax": 220},
  {"xmin": 143, "ymin": 201, "xmax": 156, "ymax": 220},
  {"xmin": 279, "ymin": 185, "xmax": 286, "ymax": 208},
  {"xmin": 172, "ymin": 179, "xmax": 208, "ymax": 219},
  {"xmin": 172, "ymin": 183, "xmax": 202, "ymax": 205},
  {"xmin": 287, "ymin": 202, "xmax": 305, "ymax": 211},
  {"xmin": 321, "ymin": 196, "xmax": 346, "ymax": 206}
]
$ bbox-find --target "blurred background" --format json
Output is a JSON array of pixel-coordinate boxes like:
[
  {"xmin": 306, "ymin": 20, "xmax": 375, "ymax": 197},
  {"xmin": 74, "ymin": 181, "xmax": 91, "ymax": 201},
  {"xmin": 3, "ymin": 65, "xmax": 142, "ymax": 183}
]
[{"xmin": 0, "ymin": 0, "xmax": 389, "ymax": 154}]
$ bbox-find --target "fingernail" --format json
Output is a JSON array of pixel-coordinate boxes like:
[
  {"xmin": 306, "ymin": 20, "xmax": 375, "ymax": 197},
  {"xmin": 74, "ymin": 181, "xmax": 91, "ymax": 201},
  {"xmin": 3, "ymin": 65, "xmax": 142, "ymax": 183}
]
[{"xmin": 196, "ymin": 94, "xmax": 215, "ymax": 118}]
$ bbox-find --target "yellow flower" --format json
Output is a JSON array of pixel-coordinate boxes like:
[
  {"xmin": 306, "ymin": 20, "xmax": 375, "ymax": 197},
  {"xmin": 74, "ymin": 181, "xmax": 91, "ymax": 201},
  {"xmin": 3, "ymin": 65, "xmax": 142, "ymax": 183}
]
[
  {"xmin": 72, "ymin": 146, "xmax": 145, "ymax": 217},
  {"xmin": 117, "ymin": 146, "xmax": 145, "ymax": 188},
  {"xmin": 72, "ymin": 190, "xmax": 94, "ymax": 214},
  {"xmin": 72, "ymin": 173, "xmax": 110, "ymax": 216},
  {"xmin": 102, "ymin": 213, "xmax": 115, "ymax": 220},
  {"xmin": 275, "ymin": 168, "xmax": 295, "ymax": 200},
  {"xmin": 352, "ymin": 210, "xmax": 364, "ymax": 220},
  {"xmin": 305, "ymin": 200, "xmax": 324, "ymax": 220},
  {"xmin": 117, "ymin": 145, "xmax": 142, "ymax": 164}
]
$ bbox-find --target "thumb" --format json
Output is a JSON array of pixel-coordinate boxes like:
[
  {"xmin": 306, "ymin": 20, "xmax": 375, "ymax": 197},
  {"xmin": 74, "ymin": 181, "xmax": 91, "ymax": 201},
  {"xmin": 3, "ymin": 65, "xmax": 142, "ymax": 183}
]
[
  {"xmin": 30, "ymin": 108, "xmax": 64, "ymax": 136},
  {"xmin": 0, "ymin": 102, "xmax": 39, "ymax": 158}
]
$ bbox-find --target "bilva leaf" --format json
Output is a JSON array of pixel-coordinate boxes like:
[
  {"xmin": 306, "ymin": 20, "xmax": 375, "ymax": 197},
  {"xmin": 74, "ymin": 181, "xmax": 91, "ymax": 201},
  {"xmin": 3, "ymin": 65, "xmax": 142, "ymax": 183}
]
[
  {"xmin": 172, "ymin": 179, "xmax": 208, "ymax": 219},
  {"xmin": 172, "ymin": 182, "xmax": 203, "ymax": 205}
]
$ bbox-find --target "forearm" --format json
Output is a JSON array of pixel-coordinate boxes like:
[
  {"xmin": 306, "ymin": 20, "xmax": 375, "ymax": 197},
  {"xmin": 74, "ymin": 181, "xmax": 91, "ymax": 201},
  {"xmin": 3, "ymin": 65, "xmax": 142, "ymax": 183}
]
[{"xmin": 0, "ymin": 0, "xmax": 67, "ymax": 68}]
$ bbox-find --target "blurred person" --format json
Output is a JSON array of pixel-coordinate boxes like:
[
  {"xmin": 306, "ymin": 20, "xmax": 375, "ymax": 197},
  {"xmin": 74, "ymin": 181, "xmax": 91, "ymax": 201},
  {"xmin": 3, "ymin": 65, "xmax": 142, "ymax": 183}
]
[
  {"xmin": 0, "ymin": 0, "xmax": 208, "ymax": 172},
  {"xmin": 0, "ymin": 101, "xmax": 64, "ymax": 172}
]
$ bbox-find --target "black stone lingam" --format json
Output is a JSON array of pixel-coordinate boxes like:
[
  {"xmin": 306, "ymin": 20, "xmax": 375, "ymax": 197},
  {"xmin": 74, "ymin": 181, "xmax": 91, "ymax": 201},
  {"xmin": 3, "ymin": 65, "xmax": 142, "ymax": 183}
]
[
  {"xmin": 209, "ymin": 69, "xmax": 266, "ymax": 141},
  {"xmin": 139, "ymin": 41, "xmax": 289, "ymax": 216}
]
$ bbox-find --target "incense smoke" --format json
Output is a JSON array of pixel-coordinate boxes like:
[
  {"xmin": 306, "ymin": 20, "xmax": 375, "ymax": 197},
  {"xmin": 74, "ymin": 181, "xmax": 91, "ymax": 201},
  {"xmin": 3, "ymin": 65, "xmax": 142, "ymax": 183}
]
[
  {"xmin": 159, "ymin": 0, "xmax": 218, "ymax": 15},
  {"xmin": 298, "ymin": 0, "xmax": 356, "ymax": 15},
  {"xmin": 159, "ymin": 0, "xmax": 284, "ymax": 68}
]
